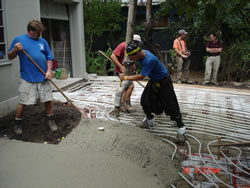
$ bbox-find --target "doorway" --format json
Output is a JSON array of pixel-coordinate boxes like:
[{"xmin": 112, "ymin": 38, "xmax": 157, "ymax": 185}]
[{"xmin": 42, "ymin": 18, "xmax": 72, "ymax": 77}]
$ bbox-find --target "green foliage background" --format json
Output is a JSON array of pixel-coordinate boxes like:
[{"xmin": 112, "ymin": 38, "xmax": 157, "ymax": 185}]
[
  {"xmin": 83, "ymin": 0, "xmax": 249, "ymax": 81},
  {"xmin": 83, "ymin": 0, "xmax": 124, "ymax": 76},
  {"xmin": 158, "ymin": 0, "xmax": 250, "ymax": 81},
  {"xmin": 83, "ymin": 0, "xmax": 123, "ymax": 53},
  {"xmin": 86, "ymin": 47, "xmax": 114, "ymax": 76}
]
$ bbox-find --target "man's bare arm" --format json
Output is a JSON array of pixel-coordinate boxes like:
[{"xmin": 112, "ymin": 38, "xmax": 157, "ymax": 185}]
[
  {"xmin": 45, "ymin": 60, "xmax": 53, "ymax": 80},
  {"xmin": 111, "ymin": 53, "xmax": 124, "ymax": 72},
  {"xmin": 8, "ymin": 43, "xmax": 23, "ymax": 60},
  {"xmin": 120, "ymin": 73, "xmax": 145, "ymax": 81}
]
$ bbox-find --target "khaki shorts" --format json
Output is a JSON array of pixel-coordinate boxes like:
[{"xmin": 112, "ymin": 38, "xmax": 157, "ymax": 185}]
[{"xmin": 18, "ymin": 78, "xmax": 53, "ymax": 105}]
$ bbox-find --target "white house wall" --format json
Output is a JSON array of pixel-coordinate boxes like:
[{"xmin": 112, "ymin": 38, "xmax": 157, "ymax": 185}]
[{"xmin": 0, "ymin": 0, "xmax": 40, "ymax": 117}]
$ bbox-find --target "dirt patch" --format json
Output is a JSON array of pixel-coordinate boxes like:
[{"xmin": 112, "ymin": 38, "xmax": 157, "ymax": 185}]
[{"xmin": 0, "ymin": 101, "xmax": 81, "ymax": 144}]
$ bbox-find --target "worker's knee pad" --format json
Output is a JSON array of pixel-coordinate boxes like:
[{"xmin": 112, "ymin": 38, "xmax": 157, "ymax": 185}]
[{"xmin": 114, "ymin": 91, "xmax": 123, "ymax": 107}]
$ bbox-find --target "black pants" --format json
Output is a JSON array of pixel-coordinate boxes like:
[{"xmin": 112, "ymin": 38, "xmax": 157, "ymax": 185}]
[{"xmin": 140, "ymin": 75, "xmax": 184, "ymax": 128}]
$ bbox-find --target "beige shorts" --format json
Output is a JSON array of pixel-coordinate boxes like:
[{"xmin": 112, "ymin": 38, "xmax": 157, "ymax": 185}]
[{"xmin": 18, "ymin": 78, "xmax": 53, "ymax": 105}]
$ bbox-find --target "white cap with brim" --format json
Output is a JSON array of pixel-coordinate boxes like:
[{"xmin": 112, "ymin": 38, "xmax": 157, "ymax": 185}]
[{"xmin": 133, "ymin": 34, "xmax": 143, "ymax": 44}]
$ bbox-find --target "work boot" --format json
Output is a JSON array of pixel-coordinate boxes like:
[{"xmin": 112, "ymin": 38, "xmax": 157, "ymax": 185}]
[
  {"xmin": 125, "ymin": 104, "xmax": 136, "ymax": 113},
  {"xmin": 47, "ymin": 115, "xmax": 58, "ymax": 132},
  {"xmin": 119, "ymin": 104, "xmax": 127, "ymax": 113},
  {"xmin": 125, "ymin": 100, "xmax": 136, "ymax": 113},
  {"xmin": 112, "ymin": 106, "xmax": 120, "ymax": 118},
  {"xmin": 14, "ymin": 119, "xmax": 23, "ymax": 135},
  {"xmin": 176, "ymin": 126, "xmax": 187, "ymax": 143}
]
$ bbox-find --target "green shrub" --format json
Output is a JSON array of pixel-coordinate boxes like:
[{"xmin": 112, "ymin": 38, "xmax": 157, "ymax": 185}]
[{"xmin": 86, "ymin": 48, "xmax": 114, "ymax": 75}]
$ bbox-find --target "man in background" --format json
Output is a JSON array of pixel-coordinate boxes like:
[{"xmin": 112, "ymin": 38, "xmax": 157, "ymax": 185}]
[
  {"xmin": 173, "ymin": 29, "xmax": 192, "ymax": 84},
  {"xmin": 203, "ymin": 32, "xmax": 223, "ymax": 85}
]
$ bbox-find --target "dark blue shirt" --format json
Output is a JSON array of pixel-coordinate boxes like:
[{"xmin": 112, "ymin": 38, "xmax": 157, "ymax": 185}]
[
  {"xmin": 8, "ymin": 34, "xmax": 53, "ymax": 82},
  {"xmin": 139, "ymin": 50, "xmax": 168, "ymax": 81}
]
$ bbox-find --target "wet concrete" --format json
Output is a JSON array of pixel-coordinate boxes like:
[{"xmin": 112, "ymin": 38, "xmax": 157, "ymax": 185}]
[{"xmin": 0, "ymin": 120, "xmax": 171, "ymax": 188}]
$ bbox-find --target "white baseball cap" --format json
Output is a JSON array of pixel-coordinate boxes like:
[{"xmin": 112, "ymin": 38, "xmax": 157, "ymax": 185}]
[
  {"xmin": 178, "ymin": 29, "xmax": 188, "ymax": 35},
  {"xmin": 133, "ymin": 34, "xmax": 142, "ymax": 43}
]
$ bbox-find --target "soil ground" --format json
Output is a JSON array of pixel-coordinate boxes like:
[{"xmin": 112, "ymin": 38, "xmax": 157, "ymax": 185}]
[
  {"xmin": 171, "ymin": 70, "xmax": 250, "ymax": 90},
  {"xmin": 0, "ymin": 101, "xmax": 81, "ymax": 144}
]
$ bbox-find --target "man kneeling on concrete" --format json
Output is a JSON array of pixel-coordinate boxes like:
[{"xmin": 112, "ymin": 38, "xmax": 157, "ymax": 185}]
[
  {"xmin": 119, "ymin": 41, "xmax": 187, "ymax": 140},
  {"xmin": 111, "ymin": 34, "xmax": 142, "ymax": 115},
  {"xmin": 8, "ymin": 20, "xmax": 57, "ymax": 135}
]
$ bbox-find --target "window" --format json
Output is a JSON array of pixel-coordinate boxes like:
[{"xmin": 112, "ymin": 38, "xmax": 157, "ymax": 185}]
[{"xmin": 0, "ymin": 0, "xmax": 7, "ymax": 61}]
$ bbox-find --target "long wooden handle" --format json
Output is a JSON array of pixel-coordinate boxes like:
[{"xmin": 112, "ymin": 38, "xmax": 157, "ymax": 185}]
[
  {"xmin": 63, "ymin": 39, "xmax": 66, "ymax": 68},
  {"xmin": 98, "ymin": 50, "xmax": 145, "ymax": 88},
  {"xmin": 22, "ymin": 49, "xmax": 82, "ymax": 115}
]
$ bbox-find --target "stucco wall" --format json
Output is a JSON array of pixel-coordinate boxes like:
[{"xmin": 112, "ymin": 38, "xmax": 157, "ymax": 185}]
[{"xmin": 0, "ymin": 0, "xmax": 40, "ymax": 117}]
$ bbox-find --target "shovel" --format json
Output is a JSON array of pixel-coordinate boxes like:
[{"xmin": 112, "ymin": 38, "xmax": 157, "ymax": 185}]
[
  {"xmin": 22, "ymin": 49, "xmax": 82, "ymax": 115},
  {"xmin": 59, "ymin": 39, "xmax": 68, "ymax": 80}
]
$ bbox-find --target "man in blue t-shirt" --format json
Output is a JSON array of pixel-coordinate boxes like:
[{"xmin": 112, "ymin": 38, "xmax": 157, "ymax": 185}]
[
  {"xmin": 8, "ymin": 20, "xmax": 57, "ymax": 135},
  {"xmin": 119, "ymin": 41, "xmax": 187, "ymax": 141}
]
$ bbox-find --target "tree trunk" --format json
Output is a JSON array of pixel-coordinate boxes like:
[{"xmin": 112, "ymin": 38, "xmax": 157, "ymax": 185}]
[
  {"xmin": 124, "ymin": 0, "xmax": 137, "ymax": 62},
  {"xmin": 109, "ymin": 30, "xmax": 116, "ymax": 49},
  {"xmin": 87, "ymin": 32, "xmax": 93, "ymax": 55},
  {"xmin": 125, "ymin": 0, "xmax": 137, "ymax": 46},
  {"xmin": 144, "ymin": 0, "xmax": 167, "ymax": 68},
  {"xmin": 146, "ymin": 0, "xmax": 152, "ymax": 23}
]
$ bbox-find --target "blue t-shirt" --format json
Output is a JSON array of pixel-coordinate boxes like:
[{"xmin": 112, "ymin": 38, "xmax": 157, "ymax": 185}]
[
  {"xmin": 139, "ymin": 50, "xmax": 168, "ymax": 81},
  {"xmin": 8, "ymin": 34, "xmax": 53, "ymax": 82}
]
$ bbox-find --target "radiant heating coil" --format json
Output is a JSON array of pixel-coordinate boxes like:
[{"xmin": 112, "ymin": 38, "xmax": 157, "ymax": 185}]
[{"xmin": 53, "ymin": 80, "xmax": 250, "ymax": 187}]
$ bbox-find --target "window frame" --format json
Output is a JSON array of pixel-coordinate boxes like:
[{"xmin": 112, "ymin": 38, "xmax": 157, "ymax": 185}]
[{"xmin": 0, "ymin": 0, "xmax": 8, "ymax": 64}]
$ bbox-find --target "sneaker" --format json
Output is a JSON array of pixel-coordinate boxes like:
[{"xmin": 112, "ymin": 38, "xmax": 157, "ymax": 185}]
[
  {"xmin": 137, "ymin": 117, "xmax": 154, "ymax": 129},
  {"xmin": 202, "ymin": 81, "xmax": 209, "ymax": 85},
  {"xmin": 177, "ymin": 126, "xmax": 187, "ymax": 135},
  {"xmin": 47, "ymin": 116, "xmax": 58, "ymax": 132},
  {"xmin": 14, "ymin": 120, "xmax": 23, "ymax": 135},
  {"xmin": 177, "ymin": 80, "xmax": 182, "ymax": 84},
  {"xmin": 176, "ymin": 126, "xmax": 187, "ymax": 142}
]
